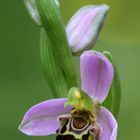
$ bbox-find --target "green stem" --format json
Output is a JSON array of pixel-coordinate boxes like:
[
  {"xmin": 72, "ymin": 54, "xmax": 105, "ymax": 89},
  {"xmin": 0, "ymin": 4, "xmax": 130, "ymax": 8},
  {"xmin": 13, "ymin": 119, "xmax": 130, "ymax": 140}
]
[
  {"xmin": 40, "ymin": 29, "xmax": 68, "ymax": 97},
  {"xmin": 37, "ymin": 0, "xmax": 77, "ymax": 92}
]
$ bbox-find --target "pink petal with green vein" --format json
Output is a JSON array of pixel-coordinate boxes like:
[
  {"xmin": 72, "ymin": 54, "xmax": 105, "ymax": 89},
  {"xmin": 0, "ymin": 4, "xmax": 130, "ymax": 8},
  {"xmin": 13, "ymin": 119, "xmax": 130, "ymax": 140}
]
[
  {"xmin": 19, "ymin": 98, "xmax": 71, "ymax": 136},
  {"xmin": 66, "ymin": 5, "xmax": 109, "ymax": 54},
  {"xmin": 80, "ymin": 51, "xmax": 114, "ymax": 103}
]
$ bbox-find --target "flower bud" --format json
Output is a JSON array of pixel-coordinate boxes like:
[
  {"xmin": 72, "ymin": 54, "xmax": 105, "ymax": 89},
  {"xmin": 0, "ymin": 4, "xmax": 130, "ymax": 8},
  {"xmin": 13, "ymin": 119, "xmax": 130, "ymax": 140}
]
[
  {"xmin": 23, "ymin": 0, "xmax": 59, "ymax": 26},
  {"xmin": 66, "ymin": 5, "xmax": 109, "ymax": 55}
]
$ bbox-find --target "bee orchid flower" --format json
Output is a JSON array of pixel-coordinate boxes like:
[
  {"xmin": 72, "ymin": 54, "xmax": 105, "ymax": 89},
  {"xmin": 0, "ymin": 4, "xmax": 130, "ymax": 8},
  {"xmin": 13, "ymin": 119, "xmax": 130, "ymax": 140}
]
[{"xmin": 19, "ymin": 50, "xmax": 117, "ymax": 140}]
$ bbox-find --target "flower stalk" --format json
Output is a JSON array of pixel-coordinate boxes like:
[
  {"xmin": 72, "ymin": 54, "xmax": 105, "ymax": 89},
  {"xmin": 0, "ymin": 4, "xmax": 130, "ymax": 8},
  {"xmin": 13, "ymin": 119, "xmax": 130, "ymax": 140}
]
[
  {"xmin": 24, "ymin": 0, "xmax": 78, "ymax": 96},
  {"xmin": 36, "ymin": 0, "xmax": 77, "ymax": 92}
]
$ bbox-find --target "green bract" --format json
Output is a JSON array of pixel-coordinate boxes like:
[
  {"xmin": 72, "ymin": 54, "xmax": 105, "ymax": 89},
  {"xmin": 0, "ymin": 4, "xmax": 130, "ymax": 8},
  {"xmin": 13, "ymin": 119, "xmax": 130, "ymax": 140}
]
[
  {"xmin": 24, "ymin": 0, "xmax": 77, "ymax": 97},
  {"xmin": 103, "ymin": 51, "xmax": 121, "ymax": 119},
  {"xmin": 40, "ymin": 29, "xmax": 68, "ymax": 97},
  {"xmin": 37, "ymin": 0, "xmax": 77, "ymax": 96}
]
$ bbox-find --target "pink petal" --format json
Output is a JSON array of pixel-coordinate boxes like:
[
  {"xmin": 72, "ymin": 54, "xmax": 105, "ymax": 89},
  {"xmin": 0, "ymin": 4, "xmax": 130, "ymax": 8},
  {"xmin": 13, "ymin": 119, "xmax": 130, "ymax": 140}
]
[
  {"xmin": 96, "ymin": 107, "xmax": 118, "ymax": 140},
  {"xmin": 66, "ymin": 5, "xmax": 109, "ymax": 54},
  {"xmin": 19, "ymin": 98, "xmax": 71, "ymax": 136},
  {"xmin": 80, "ymin": 51, "xmax": 114, "ymax": 103}
]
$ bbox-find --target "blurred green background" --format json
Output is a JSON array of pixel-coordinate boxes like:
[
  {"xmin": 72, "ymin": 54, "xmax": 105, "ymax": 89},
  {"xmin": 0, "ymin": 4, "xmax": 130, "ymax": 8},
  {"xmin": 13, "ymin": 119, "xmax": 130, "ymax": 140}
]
[{"xmin": 0, "ymin": 0, "xmax": 139, "ymax": 140}]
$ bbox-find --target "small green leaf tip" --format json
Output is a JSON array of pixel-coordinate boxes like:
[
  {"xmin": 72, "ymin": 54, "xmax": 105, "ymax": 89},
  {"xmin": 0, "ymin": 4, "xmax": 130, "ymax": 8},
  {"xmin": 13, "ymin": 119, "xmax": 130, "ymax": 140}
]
[
  {"xmin": 103, "ymin": 51, "xmax": 112, "ymax": 61},
  {"xmin": 65, "ymin": 87, "xmax": 94, "ymax": 113},
  {"xmin": 103, "ymin": 51, "xmax": 121, "ymax": 119},
  {"xmin": 23, "ymin": 0, "xmax": 42, "ymax": 26},
  {"xmin": 54, "ymin": 0, "xmax": 60, "ymax": 7}
]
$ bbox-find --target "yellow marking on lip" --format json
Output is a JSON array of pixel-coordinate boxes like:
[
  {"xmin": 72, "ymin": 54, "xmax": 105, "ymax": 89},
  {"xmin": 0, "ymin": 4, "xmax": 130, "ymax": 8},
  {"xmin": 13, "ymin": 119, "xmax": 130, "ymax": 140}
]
[{"xmin": 74, "ymin": 90, "xmax": 81, "ymax": 99}]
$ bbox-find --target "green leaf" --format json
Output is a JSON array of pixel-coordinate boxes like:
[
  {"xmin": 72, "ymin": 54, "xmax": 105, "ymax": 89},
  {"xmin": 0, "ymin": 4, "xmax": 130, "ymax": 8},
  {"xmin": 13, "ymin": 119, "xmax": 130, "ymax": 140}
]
[
  {"xmin": 36, "ymin": 0, "xmax": 77, "ymax": 91},
  {"xmin": 40, "ymin": 29, "xmax": 68, "ymax": 97},
  {"xmin": 103, "ymin": 51, "xmax": 121, "ymax": 119}
]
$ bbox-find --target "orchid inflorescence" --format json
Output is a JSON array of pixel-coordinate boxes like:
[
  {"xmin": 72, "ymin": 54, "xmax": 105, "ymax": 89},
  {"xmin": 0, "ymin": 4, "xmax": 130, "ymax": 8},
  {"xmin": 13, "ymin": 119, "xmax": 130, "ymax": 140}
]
[{"xmin": 19, "ymin": 0, "xmax": 121, "ymax": 140}]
